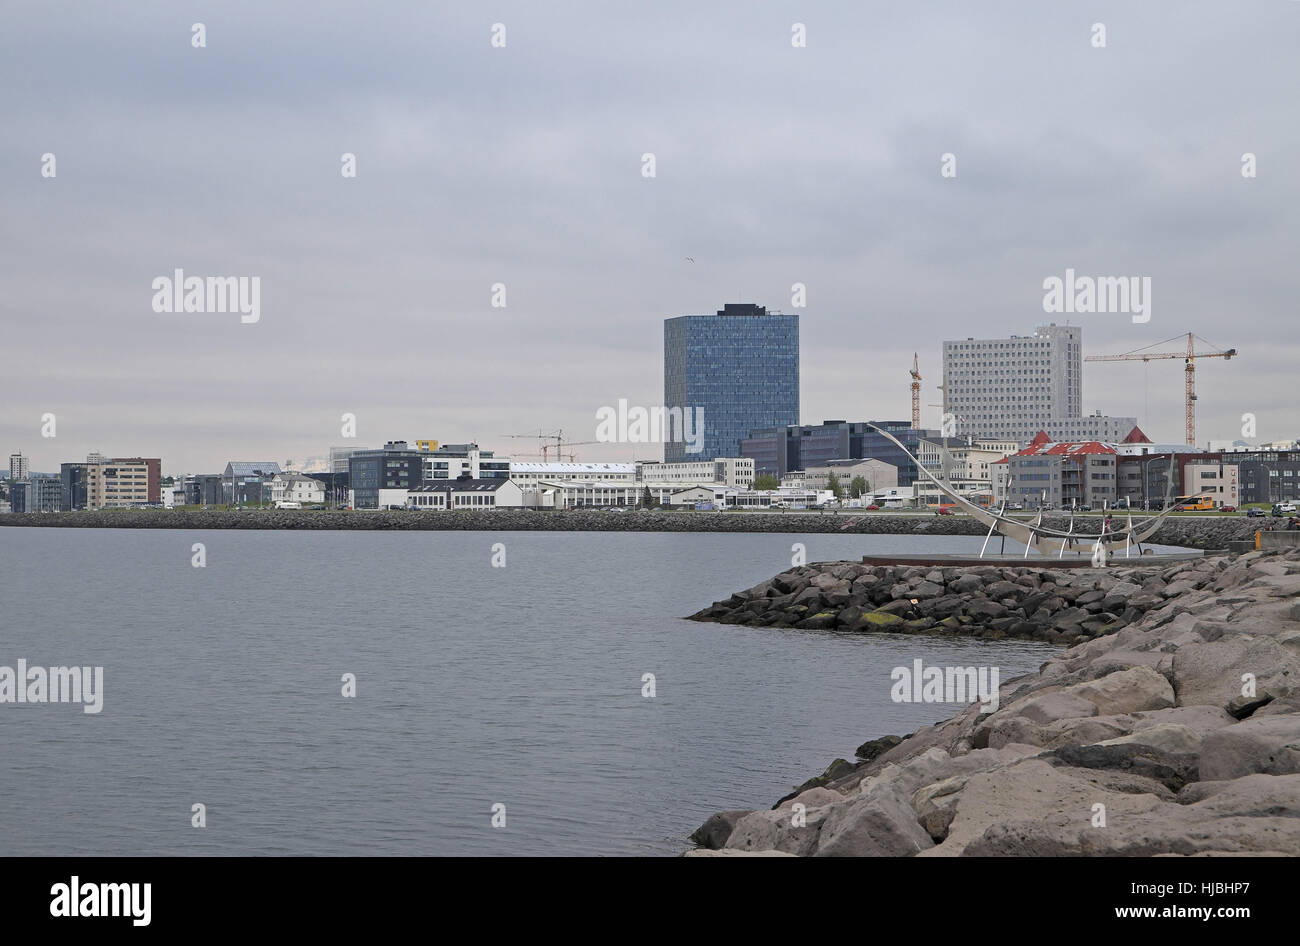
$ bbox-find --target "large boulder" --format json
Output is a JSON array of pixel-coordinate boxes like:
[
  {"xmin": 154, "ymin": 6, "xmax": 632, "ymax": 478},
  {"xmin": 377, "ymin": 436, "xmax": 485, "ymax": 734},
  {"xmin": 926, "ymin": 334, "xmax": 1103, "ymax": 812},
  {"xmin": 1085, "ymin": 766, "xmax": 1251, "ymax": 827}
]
[
  {"xmin": 814, "ymin": 782, "xmax": 935, "ymax": 856},
  {"xmin": 689, "ymin": 810, "xmax": 750, "ymax": 850},
  {"xmin": 1068, "ymin": 666, "xmax": 1175, "ymax": 716},
  {"xmin": 962, "ymin": 773, "xmax": 1300, "ymax": 856},
  {"xmin": 920, "ymin": 758, "xmax": 1165, "ymax": 856},
  {"xmin": 1199, "ymin": 715, "xmax": 1300, "ymax": 780},
  {"xmin": 1170, "ymin": 636, "xmax": 1300, "ymax": 708},
  {"xmin": 724, "ymin": 805, "xmax": 827, "ymax": 856}
]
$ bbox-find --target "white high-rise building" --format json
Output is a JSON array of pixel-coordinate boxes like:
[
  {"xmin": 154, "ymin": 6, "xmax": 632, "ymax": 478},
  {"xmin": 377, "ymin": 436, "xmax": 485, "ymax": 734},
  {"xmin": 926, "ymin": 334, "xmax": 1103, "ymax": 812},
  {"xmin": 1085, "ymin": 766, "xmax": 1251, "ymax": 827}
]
[
  {"xmin": 9, "ymin": 452, "xmax": 29, "ymax": 480},
  {"xmin": 942, "ymin": 323, "xmax": 1136, "ymax": 444}
]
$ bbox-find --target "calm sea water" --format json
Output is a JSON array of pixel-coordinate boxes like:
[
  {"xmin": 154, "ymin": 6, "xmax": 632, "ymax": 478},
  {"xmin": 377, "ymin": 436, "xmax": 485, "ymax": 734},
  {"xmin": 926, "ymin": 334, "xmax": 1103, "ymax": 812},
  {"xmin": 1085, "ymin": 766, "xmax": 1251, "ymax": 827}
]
[{"xmin": 0, "ymin": 528, "xmax": 1062, "ymax": 856}]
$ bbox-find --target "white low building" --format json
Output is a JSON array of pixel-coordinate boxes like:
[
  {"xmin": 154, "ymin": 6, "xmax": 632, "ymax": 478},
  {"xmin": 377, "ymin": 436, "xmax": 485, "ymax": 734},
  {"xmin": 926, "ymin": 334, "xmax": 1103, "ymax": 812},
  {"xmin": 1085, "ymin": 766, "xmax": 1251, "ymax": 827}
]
[
  {"xmin": 723, "ymin": 486, "xmax": 831, "ymax": 509},
  {"xmin": 869, "ymin": 487, "xmax": 918, "ymax": 508},
  {"xmin": 547, "ymin": 479, "xmax": 648, "ymax": 508},
  {"xmin": 510, "ymin": 462, "xmax": 637, "ymax": 487},
  {"xmin": 801, "ymin": 458, "xmax": 899, "ymax": 493},
  {"xmin": 271, "ymin": 473, "xmax": 326, "ymax": 506},
  {"xmin": 406, "ymin": 478, "xmax": 528, "ymax": 510},
  {"xmin": 635, "ymin": 458, "xmax": 754, "ymax": 488}
]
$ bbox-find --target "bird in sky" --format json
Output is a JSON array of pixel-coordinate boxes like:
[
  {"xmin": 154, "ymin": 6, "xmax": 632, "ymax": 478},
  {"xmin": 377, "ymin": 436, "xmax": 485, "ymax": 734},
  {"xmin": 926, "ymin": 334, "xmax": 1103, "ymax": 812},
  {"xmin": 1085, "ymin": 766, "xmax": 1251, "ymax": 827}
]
[{"xmin": 684, "ymin": 256, "xmax": 694, "ymax": 263}]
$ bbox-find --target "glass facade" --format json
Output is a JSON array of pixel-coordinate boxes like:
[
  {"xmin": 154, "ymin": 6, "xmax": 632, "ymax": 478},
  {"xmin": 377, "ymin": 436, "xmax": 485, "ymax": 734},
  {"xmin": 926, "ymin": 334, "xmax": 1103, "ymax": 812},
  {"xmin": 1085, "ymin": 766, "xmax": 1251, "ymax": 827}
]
[
  {"xmin": 348, "ymin": 443, "xmax": 423, "ymax": 509},
  {"xmin": 663, "ymin": 304, "xmax": 799, "ymax": 462},
  {"xmin": 742, "ymin": 420, "xmax": 937, "ymax": 484}
]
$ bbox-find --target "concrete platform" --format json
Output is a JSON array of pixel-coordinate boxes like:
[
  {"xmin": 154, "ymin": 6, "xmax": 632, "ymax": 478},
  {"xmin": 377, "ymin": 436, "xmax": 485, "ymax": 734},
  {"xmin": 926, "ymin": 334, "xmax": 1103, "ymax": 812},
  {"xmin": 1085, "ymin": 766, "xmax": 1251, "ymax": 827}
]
[{"xmin": 859, "ymin": 551, "xmax": 1206, "ymax": 569}]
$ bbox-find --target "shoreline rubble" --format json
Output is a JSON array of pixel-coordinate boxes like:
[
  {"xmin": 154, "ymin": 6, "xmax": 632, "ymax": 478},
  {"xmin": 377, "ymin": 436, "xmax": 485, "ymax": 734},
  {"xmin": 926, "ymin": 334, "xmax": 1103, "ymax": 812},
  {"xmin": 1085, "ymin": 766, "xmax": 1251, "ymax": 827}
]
[{"xmin": 688, "ymin": 547, "xmax": 1300, "ymax": 857}]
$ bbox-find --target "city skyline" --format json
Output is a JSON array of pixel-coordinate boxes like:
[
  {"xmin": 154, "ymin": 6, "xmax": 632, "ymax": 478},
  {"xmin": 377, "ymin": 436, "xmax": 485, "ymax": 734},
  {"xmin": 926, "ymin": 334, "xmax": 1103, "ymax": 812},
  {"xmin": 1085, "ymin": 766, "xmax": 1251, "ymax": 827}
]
[{"xmin": 4, "ymin": 2, "xmax": 1297, "ymax": 472}]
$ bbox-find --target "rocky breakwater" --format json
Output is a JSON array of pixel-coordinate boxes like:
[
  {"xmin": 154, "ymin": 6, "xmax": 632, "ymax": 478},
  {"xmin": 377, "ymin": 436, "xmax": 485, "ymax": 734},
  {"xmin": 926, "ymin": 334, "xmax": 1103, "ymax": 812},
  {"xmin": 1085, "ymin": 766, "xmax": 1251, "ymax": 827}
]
[
  {"xmin": 689, "ymin": 548, "xmax": 1300, "ymax": 856},
  {"xmin": 687, "ymin": 554, "xmax": 1224, "ymax": 645},
  {"xmin": 0, "ymin": 509, "xmax": 1262, "ymax": 548}
]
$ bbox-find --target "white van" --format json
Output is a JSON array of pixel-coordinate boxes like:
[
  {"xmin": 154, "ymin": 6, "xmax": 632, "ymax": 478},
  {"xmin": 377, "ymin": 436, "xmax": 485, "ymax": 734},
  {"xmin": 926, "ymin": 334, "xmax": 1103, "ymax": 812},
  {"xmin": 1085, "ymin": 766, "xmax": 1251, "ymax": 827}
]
[{"xmin": 275, "ymin": 501, "xmax": 302, "ymax": 510}]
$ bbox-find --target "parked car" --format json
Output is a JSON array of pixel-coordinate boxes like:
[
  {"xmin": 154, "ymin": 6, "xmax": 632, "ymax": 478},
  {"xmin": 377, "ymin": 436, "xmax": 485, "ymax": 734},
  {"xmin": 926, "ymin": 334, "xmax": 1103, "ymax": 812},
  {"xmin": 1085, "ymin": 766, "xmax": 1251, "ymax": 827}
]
[
  {"xmin": 1246, "ymin": 508, "xmax": 1267, "ymax": 518},
  {"xmin": 935, "ymin": 506, "xmax": 954, "ymax": 516},
  {"xmin": 1220, "ymin": 505, "xmax": 1237, "ymax": 513},
  {"xmin": 1272, "ymin": 503, "xmax": 1298, "ymax": 517},
  {"xmin": 1006, "ymin": 502, "xmax": 1023, "ymax": 510},
  {"xmin": 866, "ymin": 504, "xmax": 880, "ymax": 511}
]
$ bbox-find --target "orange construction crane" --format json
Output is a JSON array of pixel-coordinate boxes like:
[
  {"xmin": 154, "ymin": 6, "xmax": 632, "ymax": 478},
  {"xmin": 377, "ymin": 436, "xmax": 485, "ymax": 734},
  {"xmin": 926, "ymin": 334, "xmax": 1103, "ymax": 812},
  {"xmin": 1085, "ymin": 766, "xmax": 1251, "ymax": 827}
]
[
  {"xmin": 909, "ymin": 353, "xmax": 922, "ymax": 429},
  {"xmin": 1084, "ymin": 333, "xmax": 1237, "ymax": 446}
]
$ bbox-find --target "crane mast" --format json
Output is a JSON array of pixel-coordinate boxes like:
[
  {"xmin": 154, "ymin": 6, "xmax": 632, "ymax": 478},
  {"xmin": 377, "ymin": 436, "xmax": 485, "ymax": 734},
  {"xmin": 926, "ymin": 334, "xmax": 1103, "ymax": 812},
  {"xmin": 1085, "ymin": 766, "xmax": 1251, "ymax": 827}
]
[{"xmin": 1083, "ymin": 333, "xmax": 1237, "ymax": 446}]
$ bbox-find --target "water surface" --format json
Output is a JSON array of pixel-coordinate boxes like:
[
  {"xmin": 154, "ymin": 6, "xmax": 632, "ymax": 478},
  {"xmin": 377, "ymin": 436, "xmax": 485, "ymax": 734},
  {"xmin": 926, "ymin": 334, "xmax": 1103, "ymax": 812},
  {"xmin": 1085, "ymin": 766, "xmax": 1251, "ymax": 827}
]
[{"xmin": 0, "ymin": 528, "xmax": 1063, "ymax": 855}]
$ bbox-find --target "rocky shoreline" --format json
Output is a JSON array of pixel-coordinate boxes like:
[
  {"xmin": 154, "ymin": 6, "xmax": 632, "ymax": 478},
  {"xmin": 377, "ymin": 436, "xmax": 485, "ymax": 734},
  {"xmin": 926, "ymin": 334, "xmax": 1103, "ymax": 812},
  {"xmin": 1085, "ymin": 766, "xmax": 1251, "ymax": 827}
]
[
  {"xmin": 0, "ymin": 508, "xmax": 1262, "ymax": 549},
  {"xmin": 688, "ymin": 548, "xmax": 1300, "ymax": 856},
  {"xmin": 687, "ymin": 554, "xmax": 1214, "ymax": 645}
]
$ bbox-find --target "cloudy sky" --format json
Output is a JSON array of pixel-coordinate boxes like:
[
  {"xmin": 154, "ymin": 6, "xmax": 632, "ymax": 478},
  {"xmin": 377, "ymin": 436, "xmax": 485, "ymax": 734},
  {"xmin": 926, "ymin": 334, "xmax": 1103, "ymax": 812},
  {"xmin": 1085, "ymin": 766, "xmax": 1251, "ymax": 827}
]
[{"xmin": 3, "ymin": 1, "xmax": 1297, "ymax": 474}]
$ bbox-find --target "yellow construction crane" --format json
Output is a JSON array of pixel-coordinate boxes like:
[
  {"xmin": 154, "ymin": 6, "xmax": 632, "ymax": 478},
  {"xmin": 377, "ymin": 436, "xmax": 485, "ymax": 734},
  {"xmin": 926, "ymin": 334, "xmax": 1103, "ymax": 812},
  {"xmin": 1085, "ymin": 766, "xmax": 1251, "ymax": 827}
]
[
  {"xmin": 909, "ymin": 353, "xmax": 922, "ymax": 429},
  {"xmin": 1084, "ymin": 333, "xmax": 1237, "ymax": 446}
]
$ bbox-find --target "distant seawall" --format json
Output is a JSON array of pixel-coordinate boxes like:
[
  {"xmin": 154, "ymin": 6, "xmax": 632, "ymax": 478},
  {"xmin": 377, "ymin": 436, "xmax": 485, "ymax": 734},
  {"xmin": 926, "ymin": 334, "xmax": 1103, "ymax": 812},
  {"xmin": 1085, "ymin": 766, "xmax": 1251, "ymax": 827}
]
[{"xmin": 0, "ymin": 509, "xmax": 1261, "ymax": 550}]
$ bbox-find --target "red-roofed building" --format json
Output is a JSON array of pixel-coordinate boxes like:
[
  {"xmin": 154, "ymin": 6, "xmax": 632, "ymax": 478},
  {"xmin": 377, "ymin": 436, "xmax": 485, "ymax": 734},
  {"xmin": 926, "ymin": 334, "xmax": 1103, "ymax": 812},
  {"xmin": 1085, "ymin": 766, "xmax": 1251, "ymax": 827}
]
[{"xmin": 1005, "ymin": 436, "xmax": 1118, "ymax": 509}]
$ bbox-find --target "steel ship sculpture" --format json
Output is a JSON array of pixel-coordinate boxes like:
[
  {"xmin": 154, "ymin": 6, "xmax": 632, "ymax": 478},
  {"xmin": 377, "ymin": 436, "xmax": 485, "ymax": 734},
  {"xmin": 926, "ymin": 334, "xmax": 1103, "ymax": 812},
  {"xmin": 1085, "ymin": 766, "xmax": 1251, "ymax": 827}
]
[{"xmin": 867, "ymin": 424, "xmax": 1190, "ymax": 565}]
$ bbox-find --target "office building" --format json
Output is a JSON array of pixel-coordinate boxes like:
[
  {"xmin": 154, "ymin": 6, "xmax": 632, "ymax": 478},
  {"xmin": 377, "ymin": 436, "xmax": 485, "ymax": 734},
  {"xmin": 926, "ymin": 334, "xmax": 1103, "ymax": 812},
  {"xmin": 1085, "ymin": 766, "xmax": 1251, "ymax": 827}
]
[
  {"xmin": 1206, "ymin": 448, "xmax": 1300, "ymax": 506},
  {"xmin": 422, "ymin": 443, "xmax": 509, "ymax": 481},
  {"xmin": 348, "ymin": 442, "xmax": 423, "ymax": 509},
  {"xmin": 10, "ymin": 472, "xmax": 62, "ymax": 512},
  {"xmin": 942, "ymin": 323, "xmax": 1136, "ymax": 444},
  {"xmin": 510, "ymin": 462, "xmax": 637, "ymax": 487},
  {"xmin": 913, "ymin": 437, "xmax": 1017, "ymax": 504},
  {"xmin": 86, "ymin": 456, "xmax": 162, "ymax": 508},
  {"xmin": 329, "ymin": 447, "xmax": 359, "ymax": 474},
  {"xmin": 183, "ymin": 473, "xmax": 225, "ymax": 506},
  {"xmin": 221, "ymin": 460, "xmax": 281, "ymax": 506},
  {"xmin": 742, "ymin": 420, "xmax": 938, "ymax": 486},
  {"xmin": 9, "ymin": 453, "xmax": 29, "ymax": 481},
  {"xmin": 664, "ymin": 303, "xmax": 799, "ymax": 461},
  {"xmin": 60, "ymin": 462, "xmax": 89, "ymax": 511},
  {"xmin": 634, "ymin": 458, "xmax": 755, "ymax": 488}
]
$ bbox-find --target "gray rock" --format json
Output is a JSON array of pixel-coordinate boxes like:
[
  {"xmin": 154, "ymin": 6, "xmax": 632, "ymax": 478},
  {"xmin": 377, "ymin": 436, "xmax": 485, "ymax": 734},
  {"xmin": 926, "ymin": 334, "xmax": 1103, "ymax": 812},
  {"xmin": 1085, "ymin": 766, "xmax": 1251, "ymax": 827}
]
[
  {"xmin": 855, "ymin": 734, "xmax": 904, "ymax": 762},
  {"xmin": 1199, "ymin": 715, "xmax": 1300, "ymax": 780},
  {"xmin": 911, "ymin": 580, "xmax": 945, "ymax": 599},
  {"xmin": 814, "ymin": 782, "xmax": 935, "ymax": 856},
  {"xmin": 690, "ymin": 810, "xmax": 750, "ymax": 849},
  {"xmin": 1171, "ymin": 636, "xmax": 1300, "ymax": 708},
  {"xmin": 1068, "ymin": 666, "xmax": 1176, "ymax": 716}
]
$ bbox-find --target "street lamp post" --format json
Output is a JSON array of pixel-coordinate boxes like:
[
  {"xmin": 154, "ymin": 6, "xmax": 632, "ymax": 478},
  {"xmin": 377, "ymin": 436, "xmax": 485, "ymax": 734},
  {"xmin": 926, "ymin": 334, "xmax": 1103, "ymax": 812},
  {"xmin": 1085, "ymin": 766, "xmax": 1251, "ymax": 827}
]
[{"xmin": 1141, "ymin": 457, "xmax": 1158, "ymax": 511}]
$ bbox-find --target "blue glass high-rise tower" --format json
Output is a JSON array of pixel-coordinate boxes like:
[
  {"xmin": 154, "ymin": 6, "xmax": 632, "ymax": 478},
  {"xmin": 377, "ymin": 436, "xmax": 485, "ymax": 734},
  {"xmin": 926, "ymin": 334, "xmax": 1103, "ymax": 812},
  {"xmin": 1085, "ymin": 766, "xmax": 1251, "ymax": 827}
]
[{"xmin": 663, "ymin": 304, "xmax": 800, "ymax": 462}]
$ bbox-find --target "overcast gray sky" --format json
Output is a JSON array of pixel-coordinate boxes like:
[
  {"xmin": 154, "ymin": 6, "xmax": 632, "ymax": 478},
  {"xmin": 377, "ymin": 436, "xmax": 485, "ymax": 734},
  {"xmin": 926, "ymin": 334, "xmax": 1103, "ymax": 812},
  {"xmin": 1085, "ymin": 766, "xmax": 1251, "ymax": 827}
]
[{"xmin": 3, "ymin": 1, "xmax": 1298, "ymax": 474}]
